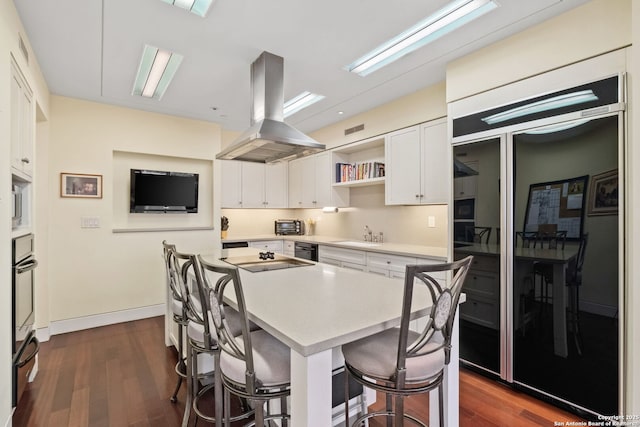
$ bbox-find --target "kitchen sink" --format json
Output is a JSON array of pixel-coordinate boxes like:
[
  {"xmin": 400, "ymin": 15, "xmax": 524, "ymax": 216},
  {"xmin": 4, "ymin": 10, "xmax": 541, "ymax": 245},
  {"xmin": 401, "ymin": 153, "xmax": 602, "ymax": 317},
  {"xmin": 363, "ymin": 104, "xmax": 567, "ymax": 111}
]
[
  {"xmin": 336, "ymin": 241, "xmax": 381, "ymax": 248},
  {"xmin": 222, "ymin": 254, "xmax": 314, "ymax": 273}
]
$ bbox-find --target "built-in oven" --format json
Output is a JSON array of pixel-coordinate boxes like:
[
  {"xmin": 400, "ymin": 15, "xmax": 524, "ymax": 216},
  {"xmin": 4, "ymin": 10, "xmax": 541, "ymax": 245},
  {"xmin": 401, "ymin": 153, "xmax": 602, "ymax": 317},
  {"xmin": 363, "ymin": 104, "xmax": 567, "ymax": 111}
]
[
  {"xmin": 294, "ymin": 242, "xmax": 318, "ymax": 262},
  {"xmin": 12, "ymin": 233, "xmax": 39, "ymax": 407}
]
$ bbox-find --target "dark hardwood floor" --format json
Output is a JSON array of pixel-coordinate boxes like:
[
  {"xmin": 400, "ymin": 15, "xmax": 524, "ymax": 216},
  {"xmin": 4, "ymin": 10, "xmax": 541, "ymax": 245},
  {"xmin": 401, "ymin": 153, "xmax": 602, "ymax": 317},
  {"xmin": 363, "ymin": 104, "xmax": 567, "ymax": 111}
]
[{"xmin": 13, "ymin": 316, "xmax": 585, "ymax": 426}]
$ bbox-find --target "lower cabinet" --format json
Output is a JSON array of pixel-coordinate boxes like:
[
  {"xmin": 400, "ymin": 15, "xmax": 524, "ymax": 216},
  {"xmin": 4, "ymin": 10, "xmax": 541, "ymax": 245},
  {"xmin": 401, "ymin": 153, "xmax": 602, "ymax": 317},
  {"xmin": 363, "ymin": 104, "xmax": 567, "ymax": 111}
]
[
  {"xmin": 318, "ymin": 245, "xmax": 367, "ymax": 270},
  {"xmin": 283, "ymin": 240, "xmax": 295, "ymax": 257}
]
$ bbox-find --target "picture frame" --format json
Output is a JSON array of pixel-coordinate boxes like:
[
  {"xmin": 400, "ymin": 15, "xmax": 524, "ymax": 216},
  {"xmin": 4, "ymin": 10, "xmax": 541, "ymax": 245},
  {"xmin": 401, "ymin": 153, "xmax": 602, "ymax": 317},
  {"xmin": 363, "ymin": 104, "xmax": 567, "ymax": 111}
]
[
  {"xmin": 60, "ymin": 173, "xmax": 103, "ymax": 198},
  {"xmin": 588, "ymin": 169, "xmax": 618, "ymax": 216}
]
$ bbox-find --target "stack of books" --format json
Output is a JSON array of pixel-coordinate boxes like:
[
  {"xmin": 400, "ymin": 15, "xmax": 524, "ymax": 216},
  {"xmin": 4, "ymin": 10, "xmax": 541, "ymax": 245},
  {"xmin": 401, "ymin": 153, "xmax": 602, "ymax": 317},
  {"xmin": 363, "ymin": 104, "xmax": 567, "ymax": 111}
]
[{"xmin": 335, "ymin": 162, "xmax": 385, "ymax": 183}]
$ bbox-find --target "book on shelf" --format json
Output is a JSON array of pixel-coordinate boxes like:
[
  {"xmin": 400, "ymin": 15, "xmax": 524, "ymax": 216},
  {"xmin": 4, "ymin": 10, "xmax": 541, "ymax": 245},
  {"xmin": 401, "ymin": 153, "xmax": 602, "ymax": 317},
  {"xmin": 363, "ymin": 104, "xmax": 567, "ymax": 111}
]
[{"xmin": 335, "ymin": 161, "xmax": 385, "ymax": 183}]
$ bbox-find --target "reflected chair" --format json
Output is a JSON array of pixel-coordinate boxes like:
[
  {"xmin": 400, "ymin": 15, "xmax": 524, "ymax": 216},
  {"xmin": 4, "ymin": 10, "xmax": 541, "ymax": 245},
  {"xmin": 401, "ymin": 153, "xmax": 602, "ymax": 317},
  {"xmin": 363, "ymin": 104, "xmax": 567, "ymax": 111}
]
[
  {"xmin": 566, "ymin": 234, "xmax": 589, "ymax": 356},
  {"xmin": 163, "ymin": 240, "xmax": 187, "ymax": 403},
  {"xmin": 516, "ymin": 231, "xmax": 538, "ymax": 248},
  {"xmin": 198, "ymin": 255, "xmax": 291, "ymax": 427},
  {"xmin": 533, "ymin": 229, "xmax": 568, "ymax": 315},
  {"xmin": 465, "ymin": 226, "xmax": 492, "ymax": 244},
  {"xmin": 342, "ymin": 256, "xmax": 473, "ymax": 427}
]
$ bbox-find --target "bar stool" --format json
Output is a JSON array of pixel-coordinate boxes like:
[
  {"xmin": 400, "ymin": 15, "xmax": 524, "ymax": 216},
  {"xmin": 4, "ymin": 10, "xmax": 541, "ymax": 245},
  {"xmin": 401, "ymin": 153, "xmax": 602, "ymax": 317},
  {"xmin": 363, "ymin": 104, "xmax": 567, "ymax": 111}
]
[
  {"xmin": 342, "ymin": 256, "xmax": 473, "ymax": 426},
  {"xmin": 198, "ymin": 255, "xmax": 292, "ymax": 427},
  {"xmin": 162, "ymin": 240, "xmax": 187, "ymax": 403}
]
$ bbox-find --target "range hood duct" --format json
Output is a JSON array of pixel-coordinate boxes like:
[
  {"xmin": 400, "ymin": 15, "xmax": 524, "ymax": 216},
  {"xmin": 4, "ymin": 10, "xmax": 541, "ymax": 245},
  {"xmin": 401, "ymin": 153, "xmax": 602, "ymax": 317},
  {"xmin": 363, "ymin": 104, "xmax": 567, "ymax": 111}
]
[{"xmin": 216, "ymin": 51, "xmax": 325, "ymax": 164}]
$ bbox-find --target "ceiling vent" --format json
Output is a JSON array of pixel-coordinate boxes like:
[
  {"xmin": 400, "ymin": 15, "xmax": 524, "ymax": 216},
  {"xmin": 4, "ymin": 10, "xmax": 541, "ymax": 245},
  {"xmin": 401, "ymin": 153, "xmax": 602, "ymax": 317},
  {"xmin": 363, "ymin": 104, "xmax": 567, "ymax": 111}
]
[{"xmin": 344, "ymin": 124, "xmax": 365, "ymax": 136}]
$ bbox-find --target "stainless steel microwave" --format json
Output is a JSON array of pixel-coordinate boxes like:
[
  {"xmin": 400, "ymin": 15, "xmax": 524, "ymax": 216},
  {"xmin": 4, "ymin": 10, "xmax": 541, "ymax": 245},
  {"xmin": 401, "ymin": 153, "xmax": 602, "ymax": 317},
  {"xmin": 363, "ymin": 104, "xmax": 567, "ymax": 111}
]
[{"xmin": 275, "ymin": 219, "xmax": 304, "ymax": 235}]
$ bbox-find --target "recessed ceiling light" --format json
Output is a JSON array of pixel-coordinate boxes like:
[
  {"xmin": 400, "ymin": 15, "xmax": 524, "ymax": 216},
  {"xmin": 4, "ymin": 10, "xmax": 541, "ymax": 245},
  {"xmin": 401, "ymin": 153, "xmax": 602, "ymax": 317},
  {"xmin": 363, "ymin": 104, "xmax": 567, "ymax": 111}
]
[
  {"xmin": 132, "ymin": 45, "xmax": 183, "ymax": 100},
  {"xmin": 283, "ymin": 91, "xmax": 325, "ymax": 118},
  {"xmin": 346, "ymin": 0, "xmax": 498, "ymax": 76},
  {"xmin": 160, "ymin": 0, "xmax": 215, "ymax": 17},
  {"xmin": 338, "ymin": 111, "xmax": 344, "ymax": 115}
]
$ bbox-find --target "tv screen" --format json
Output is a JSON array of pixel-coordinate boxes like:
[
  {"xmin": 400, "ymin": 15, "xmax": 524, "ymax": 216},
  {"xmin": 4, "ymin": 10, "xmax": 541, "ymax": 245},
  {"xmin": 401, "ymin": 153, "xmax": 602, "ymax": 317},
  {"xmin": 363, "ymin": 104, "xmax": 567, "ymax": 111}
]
[{"xmin": 130, "ymin": 169, "xmax": 199, "ymax": 213}]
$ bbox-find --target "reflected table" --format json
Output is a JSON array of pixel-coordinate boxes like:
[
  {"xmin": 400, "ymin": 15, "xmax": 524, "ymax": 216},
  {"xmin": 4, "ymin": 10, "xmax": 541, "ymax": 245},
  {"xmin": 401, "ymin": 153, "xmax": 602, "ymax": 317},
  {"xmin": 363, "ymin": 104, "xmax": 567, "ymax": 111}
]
[{"xmin": 455, "ymin": 243, "xmax": 579, "ymax": 357}]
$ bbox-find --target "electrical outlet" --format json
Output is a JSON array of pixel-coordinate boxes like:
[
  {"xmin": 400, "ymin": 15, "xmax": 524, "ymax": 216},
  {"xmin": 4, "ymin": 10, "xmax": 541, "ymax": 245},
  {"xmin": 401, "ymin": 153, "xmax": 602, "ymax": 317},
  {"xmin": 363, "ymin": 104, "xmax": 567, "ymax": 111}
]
[
  {"xmin": 428, "ymin": 216, "xmax": 436, "ymax": 228},
  {"xmin": 81, "ymin": 216, "xmax": 100, "ymax": 228}
]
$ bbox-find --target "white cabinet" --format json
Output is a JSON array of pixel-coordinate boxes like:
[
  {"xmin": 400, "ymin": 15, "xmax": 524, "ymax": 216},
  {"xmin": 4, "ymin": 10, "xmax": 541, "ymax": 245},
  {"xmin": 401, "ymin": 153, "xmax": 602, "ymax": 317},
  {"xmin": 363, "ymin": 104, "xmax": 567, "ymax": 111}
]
[
  {"xmin": 283, "ymin": 240, "xmax": 295, "ymax": 257},
  {"xmin": 289, "ymin": 152, "xmax": 348, "ymax": 208},
  {"xmin": 385, "ymin": 118, "xmax": 448, "ymax": 205},
  {"xmin": 249, "ymin": 240, "xmax": 284, "ymax": 254},
  {"xmin": 366, "ymin": 252, "xmax": 417, "ymax": 278},
  {"xmin": 10, "ymin": 60, "xmax": 34, "ymax": 180},
  {"xmin": 221, "ymin": 161, "xmax": 288, "ymax": 208},
  {"xmin": 318, "ymin": 245, "xmax": 367, "ymax": 270}
]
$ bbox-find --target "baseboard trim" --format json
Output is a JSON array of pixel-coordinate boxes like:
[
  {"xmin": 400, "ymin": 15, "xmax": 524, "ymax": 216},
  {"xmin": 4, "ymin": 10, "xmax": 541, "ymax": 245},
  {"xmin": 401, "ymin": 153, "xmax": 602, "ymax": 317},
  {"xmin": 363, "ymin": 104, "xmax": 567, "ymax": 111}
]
[{"xmin": 47, "ymin": 304, "xmax": 165, "ymax": 337}]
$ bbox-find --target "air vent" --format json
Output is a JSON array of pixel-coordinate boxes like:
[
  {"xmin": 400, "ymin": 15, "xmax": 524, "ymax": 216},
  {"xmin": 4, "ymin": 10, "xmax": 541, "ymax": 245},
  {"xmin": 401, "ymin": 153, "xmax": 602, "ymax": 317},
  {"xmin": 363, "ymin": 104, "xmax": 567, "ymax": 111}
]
[
  {"xmin": 18, "ymin": 33, "xmax": 29, "ymax": 64},
  {"xmin": 344, "ymin": 124, "xmax": 365, "ymax": 136}
]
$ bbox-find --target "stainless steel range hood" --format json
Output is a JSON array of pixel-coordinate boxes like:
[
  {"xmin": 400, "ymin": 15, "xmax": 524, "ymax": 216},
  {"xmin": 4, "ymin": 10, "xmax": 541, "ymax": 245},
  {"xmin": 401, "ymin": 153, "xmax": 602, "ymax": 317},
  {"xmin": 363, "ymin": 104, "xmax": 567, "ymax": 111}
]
[{"xmin": 216, "ymin": 51, "xmax": 325, "ymax": 164}]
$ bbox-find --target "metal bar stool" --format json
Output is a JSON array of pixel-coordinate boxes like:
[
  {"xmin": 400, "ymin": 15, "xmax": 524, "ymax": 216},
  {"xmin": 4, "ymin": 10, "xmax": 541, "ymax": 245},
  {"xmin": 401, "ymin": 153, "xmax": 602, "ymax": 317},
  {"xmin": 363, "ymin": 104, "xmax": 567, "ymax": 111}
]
[{"xmin": 342, "ymin": 256, "xmax": 473, "ymax": 426}]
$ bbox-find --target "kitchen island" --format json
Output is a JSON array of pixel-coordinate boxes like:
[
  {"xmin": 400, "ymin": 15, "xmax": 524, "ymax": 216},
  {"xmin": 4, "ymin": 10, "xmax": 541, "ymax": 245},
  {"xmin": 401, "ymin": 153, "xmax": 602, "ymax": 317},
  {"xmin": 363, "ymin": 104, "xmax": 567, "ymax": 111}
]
[{"xmin": 193, "ymin": 247, "xmax": 461, "ymax": 427}]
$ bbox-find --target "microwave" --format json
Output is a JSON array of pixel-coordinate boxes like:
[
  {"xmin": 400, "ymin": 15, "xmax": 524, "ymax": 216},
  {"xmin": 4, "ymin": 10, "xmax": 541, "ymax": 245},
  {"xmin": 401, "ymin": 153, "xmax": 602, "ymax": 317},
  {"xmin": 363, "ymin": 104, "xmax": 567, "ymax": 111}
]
[
  {"xmin": 275, "ymin": 219, "xmax": 304, "ymax": 235},
  {"xmin": 12, "ymin": 185, "xmax": 23, "ymax": 229}
]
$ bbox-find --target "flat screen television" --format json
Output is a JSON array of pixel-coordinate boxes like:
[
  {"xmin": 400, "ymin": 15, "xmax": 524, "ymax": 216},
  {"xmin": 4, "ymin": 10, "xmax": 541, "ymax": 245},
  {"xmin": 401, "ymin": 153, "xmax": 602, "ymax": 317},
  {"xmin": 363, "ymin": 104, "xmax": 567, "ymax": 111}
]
[{"xmin": 130, "ymin": 169, "xmax": 199, "ymax": 213}]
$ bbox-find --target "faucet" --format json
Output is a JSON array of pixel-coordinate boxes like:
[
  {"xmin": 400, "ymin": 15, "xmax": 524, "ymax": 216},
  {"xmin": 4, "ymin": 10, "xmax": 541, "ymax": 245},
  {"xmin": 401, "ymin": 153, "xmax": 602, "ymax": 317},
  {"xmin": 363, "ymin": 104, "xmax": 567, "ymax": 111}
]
[{"xmin": 364, "ymin": 225, "xmax": 372, "ymax": 241}]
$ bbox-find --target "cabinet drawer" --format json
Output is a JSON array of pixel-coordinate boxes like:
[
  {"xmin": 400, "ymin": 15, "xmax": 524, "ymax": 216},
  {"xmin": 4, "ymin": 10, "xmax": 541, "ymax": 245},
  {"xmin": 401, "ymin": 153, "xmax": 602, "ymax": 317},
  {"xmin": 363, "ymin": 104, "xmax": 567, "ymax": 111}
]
[
  {"xmin": 367, "ymin": 253, "xmax": 416, "ymax": 273},
  {"xmin": 464, "ymin": 270, "xmax": 499, "ymax": 299},
  {"xmin": 318, "ymin": 246, "xmax": 366, "ymax": 265},
  {"xmin": 283, "ymin": 241, "xmax": 295, "ymax": 256},
  {"xmin": 460, "ymin": 295, "xmax": 499, "ymax": 330}
]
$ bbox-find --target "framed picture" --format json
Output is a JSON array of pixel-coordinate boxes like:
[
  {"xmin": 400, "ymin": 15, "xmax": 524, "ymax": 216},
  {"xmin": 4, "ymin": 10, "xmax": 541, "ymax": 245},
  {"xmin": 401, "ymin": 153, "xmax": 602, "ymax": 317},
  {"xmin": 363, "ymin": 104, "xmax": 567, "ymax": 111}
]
[
  {"xmin": 60, "ymin": 173, "xmax": 103, "ymax": 198},
  {"xmin": 588, "ymin": 169, "xmax": 618, "ymax": 216}
]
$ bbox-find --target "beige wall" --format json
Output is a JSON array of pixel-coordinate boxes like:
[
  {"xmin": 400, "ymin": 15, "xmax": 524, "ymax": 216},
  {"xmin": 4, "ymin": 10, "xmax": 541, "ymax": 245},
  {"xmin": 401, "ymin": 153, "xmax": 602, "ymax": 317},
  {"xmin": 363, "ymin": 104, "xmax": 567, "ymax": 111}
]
[
  {"xmin": 223, "ymin": 185, "xmax": 448, "ymax": 248},
  {"xmin": 310, "ymin": 81, "xmax": 447, "ymax": 149},
  {"xmin": 45, "ymin": 96, "xmax": 222, "ymax": 323},
  {"xmin": 446, "ymin": 0, "xmax": 631, "ymax": 103}
]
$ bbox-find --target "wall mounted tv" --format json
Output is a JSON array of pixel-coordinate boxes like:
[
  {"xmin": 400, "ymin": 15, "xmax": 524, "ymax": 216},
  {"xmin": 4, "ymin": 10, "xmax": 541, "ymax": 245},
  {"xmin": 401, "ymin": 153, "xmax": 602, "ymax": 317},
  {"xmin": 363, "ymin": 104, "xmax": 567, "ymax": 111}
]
[{"xmin": 130, "ymin": 169, "xmax": 199, "ymax": 213}]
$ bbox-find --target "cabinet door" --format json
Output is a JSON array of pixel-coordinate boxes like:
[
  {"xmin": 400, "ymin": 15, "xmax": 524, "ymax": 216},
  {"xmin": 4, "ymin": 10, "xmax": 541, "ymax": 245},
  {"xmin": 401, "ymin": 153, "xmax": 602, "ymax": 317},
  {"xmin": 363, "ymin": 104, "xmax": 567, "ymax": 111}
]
[
  {"xmin": 221, "ymin": 161, "xmax": 243, "ymax": 208},
  {"xmin": 420, "ymin": 119, "xmax": 448, "ymax": 204},
  {"xmin": 10, "ymin": 63, "xmax": 34, "ymax": 178},
  {"xmin": 454, "ymin": 174, "xmax": 478, "ymax": 199},
  {"xmin": 385, "ymin": 126, "xmax": 421, "ymax": 205},
  {"xmin": 264, "ymin": 163, "xmax": 288, "ymax": 208},
  {"xmin": 288, "ymin": 158, "xmax": 304, "ymax": 208},
  {"xmin": 314, "ymin": 152, "xmax": 332, "ymax": 207},
  {"xmin": 300, "ymin": 156, "xmax": 317, "ymax": 207},
  {"xmin": 241, "ymin": 162, "xmax": 266, "ymax": 208}
]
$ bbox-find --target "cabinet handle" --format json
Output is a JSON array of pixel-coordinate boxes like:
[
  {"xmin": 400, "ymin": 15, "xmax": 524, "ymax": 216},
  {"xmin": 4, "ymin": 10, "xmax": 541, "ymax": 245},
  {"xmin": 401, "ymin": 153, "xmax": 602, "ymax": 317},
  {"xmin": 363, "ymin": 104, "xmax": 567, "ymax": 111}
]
[
  {"xmin": 415, "ymin": 194, "xmax": 419, "ymax": 198},
  {"xmin": 21, "ymin": 157, "xmax": 30, "ymax": 164},
  {"xmin": 386, "ymin": 261, "xmax": 391, "ymax": 264}
]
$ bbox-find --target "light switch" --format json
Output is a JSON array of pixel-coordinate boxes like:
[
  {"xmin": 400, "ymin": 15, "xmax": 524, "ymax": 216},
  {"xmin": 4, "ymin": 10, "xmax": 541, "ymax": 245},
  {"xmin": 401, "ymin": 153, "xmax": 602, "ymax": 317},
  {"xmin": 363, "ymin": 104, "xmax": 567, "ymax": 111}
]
[
  {"xmin": 81, "ymin": 216, "xmax": 100, "ymax": 228},
  {"xmin": 427, "ymin": 216, "xmax": 436, "ymax": 228}
]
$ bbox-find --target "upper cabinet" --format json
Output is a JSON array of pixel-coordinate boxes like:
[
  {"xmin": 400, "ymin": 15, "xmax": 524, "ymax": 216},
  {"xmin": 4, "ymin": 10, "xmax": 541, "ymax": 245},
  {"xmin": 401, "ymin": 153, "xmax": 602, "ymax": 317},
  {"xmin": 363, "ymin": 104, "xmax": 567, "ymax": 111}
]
[
  {"xmin": 385, "ymin": 118, "xmax": 448, "ymax": 205},
  {"xmin": 10, "ymin": 60, "xmax": 34, "ymax": 181},
  {"xmin": 288, "ymin": 152, "xmax": 349, "ymax": 208},
  {"xmin": 453, "ymin": 160, "xmax": 478, "ymax": 200},
  {"xmin": 220, "ymin": 160, "xmax": 288, "ymax": 208}
]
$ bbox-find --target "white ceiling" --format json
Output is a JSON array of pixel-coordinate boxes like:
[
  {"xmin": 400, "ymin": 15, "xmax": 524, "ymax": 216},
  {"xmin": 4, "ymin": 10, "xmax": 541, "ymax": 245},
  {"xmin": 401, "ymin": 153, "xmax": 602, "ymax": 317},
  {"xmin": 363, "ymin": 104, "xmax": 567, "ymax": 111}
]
[{"xmin": 13, "ymin": 0, "xmax": 590, "ymax": 134}]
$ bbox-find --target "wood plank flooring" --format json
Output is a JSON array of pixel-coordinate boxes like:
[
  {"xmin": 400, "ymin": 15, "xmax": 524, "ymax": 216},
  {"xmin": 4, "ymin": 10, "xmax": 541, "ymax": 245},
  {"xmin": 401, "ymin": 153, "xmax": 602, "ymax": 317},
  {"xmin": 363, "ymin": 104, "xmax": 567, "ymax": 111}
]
[{"xmin": 13, "ymin": 316, "xmax": 585, "ymax": 426}]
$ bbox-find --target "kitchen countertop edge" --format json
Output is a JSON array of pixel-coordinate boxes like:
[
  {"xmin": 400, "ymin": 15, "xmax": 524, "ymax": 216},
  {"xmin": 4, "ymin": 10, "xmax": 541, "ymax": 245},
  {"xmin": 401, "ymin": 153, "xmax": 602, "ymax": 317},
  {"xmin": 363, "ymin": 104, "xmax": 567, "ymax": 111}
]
[{"xmin": 222, "ymin": 234, "xmax": 447, "ymax": 261}]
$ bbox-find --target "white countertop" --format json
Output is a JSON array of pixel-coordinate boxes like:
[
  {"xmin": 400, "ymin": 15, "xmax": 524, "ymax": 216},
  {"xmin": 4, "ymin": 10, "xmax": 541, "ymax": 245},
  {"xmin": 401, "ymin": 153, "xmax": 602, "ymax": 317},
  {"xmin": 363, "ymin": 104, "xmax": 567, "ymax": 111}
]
[
  {"xmin": 200, "ymin": 247, "xmax": 433, "ymax": 356},
  {"xmin": 222, "ymin": 234, "xmax": 447, "ymax": 260}
]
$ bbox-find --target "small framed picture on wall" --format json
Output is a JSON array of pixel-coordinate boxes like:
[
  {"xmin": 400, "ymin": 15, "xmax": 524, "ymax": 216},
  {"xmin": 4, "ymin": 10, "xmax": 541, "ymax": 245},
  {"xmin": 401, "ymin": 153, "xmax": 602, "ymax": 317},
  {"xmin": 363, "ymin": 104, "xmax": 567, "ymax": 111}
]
[
  {"xmin": 60, "ymin": 173, "xmax": 103, "ymax": 198},
  {"xmin": 588, "ymin": 169, "xmax": 618, "ymax": 216}
]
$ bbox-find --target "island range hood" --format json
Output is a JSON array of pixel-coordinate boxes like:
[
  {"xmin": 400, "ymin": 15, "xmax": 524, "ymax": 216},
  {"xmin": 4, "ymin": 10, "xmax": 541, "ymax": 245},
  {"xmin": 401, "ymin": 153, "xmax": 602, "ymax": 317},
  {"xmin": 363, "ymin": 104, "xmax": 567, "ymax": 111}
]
[{"xmin": 216, "ymin": 51, "xmax": 325, "ymax": 164}]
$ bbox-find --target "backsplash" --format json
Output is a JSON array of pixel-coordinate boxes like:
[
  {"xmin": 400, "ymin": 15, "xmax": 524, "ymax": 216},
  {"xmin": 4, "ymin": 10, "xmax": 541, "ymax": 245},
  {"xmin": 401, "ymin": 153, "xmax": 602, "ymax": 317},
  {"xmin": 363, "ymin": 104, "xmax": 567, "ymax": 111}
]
[{"xmin": 221, "ymin": 185, "xmax": 448, "ymax": 248}]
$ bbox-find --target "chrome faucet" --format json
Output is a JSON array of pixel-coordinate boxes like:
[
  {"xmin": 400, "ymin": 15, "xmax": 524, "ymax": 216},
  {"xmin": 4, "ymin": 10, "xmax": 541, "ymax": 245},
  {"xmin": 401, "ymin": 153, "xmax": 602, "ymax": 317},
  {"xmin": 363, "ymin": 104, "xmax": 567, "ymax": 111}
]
[{"xmin": 364, "ymin": 225, "xmax": 372, "ymax": 241}]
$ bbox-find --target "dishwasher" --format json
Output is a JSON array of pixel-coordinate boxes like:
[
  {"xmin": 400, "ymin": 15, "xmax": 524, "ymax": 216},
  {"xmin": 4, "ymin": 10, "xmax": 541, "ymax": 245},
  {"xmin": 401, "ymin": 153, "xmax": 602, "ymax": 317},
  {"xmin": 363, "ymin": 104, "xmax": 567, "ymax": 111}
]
[{"xmin": 294, "ymin": 242, "xmax": 318, "ymax": 261}]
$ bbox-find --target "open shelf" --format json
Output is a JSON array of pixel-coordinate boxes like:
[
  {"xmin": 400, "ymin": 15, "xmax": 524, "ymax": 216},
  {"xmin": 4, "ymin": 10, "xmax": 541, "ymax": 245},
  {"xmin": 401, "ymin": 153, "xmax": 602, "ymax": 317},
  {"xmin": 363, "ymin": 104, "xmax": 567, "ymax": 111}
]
[{"xmin": 332, "ymin": 176, "xmax": 385, "ymax": 188}]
